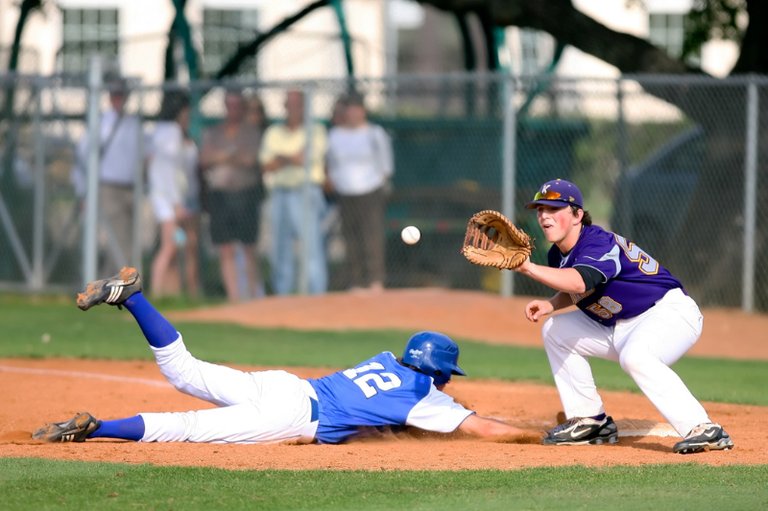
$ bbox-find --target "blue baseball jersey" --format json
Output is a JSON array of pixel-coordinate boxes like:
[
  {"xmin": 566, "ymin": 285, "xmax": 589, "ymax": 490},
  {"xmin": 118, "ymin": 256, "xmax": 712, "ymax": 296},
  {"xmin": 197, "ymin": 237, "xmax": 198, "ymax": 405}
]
[
  {"xmin": 548, "ymin": 224, "xmax": 683, "ymax": 326},
  {"xmin": 308, "ymin": 352, "xmax": 474, "ymax": 444}
]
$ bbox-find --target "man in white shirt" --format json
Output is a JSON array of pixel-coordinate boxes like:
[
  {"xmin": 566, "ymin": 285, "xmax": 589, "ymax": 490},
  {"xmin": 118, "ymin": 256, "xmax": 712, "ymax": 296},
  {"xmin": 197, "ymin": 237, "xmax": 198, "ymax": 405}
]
[{"xmin": 72, "ymin": 76, "xmax": 146, "ymax": 275}]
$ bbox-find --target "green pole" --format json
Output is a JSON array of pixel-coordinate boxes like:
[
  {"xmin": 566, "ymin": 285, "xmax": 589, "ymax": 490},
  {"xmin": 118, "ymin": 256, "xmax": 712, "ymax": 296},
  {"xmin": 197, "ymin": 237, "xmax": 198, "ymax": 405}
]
[
  {"xmin": 455, "ymin": 14, "xmax": 477, "ymax": 117},
  {"xmin": 170, "ymin": 0, "xmax": 199, "ymax": 81},
  {"xmin": 455, "ymin": 14, "xmax": 476, "ymax": 71},
  {"xmin": 330, "ymin": 0, "xmax": 354, "ymax": 77},
  {"xmin": 169, "ymin": 0, "xmax": 202, "ymax": 141}
]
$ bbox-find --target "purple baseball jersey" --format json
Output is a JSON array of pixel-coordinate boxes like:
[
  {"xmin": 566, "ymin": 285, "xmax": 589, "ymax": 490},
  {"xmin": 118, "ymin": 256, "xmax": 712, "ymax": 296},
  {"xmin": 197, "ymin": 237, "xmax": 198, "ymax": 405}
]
[{"xmin": 548, "ymin": 224, "xmax": 683, "ymax": 326}]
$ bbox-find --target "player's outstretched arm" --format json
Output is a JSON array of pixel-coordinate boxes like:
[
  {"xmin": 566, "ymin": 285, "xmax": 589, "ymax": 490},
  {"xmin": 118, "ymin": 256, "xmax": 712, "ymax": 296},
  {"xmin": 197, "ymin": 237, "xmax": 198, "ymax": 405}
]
[
  {"xmin": 514, "ymin": 262, "xmax": 586, "ymax": 294},
  {"xmin": 457, "ymin": 414, "xmax": 532, "ymax": 439}
]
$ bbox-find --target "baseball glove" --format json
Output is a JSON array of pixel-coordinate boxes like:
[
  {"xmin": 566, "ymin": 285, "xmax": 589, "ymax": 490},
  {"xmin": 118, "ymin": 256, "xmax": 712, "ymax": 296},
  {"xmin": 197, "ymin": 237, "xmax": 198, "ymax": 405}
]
[{"xmin": 461, "ymin": 210, "xmax": 534, "ymax": 270}]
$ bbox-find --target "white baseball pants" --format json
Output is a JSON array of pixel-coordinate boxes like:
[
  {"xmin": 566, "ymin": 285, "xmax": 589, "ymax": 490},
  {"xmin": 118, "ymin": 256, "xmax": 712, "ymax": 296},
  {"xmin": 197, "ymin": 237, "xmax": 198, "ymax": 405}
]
[
  {"xmin": 542, "ymin": 288, "xmax": 709, "ymax": 436},
  {"xmin": 138, "ymin": 336, "xmax": 319, "ymax": 444}
]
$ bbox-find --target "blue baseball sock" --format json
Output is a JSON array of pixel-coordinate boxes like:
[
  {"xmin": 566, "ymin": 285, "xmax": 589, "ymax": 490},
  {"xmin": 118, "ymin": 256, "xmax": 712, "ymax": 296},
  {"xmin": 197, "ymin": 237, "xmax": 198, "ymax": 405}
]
[
  {"xmin": 90, "ymin": 416, "xmax": 145, "ymax": 441},
  {"xmin": 123, "ymin": 292, "xmax": 179, "ymax": 348},
  {"xmin": 589, "ymin": 413, "xmax": 607, "ymax": 421}
]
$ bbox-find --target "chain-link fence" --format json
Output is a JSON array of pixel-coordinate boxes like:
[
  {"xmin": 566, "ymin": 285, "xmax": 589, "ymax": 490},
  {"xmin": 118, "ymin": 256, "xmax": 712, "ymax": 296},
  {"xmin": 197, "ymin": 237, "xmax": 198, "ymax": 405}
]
[{"xmin": 1, "ymin": 69, "xmax": 766, "ymax": 311}]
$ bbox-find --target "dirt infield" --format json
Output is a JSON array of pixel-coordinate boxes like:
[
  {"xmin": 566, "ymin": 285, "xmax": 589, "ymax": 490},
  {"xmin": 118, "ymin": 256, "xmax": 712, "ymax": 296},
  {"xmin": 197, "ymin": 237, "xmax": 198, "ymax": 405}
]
[
  {"xmin": 169, "ymin": 289, "xmax": 768, "ymax": 360},
  {"xmin": 1, "ymin": 289, "xmax": 767, "ymax": 470}
]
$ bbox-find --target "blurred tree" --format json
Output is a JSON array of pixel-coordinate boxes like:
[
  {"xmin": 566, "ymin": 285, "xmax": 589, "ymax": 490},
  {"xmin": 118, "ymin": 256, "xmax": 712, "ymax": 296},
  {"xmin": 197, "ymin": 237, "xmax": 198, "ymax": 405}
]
[
  {"xmin": 417, "ymin": 1, "xmax": 756, "ymax": 73},
  {"xmin": 417, "ymin": 0, "xmax": 767, "ymax": 310}
]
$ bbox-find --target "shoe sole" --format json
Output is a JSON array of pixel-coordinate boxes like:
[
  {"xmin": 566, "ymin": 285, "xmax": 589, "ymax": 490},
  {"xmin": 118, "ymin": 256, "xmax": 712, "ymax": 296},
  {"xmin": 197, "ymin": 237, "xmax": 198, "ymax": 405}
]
[
  {"xmin": 77, "ymin": 267, "xmax": 138, "ymax": 311},
  {"xmin": 542, "ymin": 433, "xmax": 619, "ymax": 446},
  {"xmin": 32, "ymin": 413, "xmax": 100, "ymax": 442},
  {"xmin": 674, "ymin": 439, "xmax": 735, "ymax": 454}
]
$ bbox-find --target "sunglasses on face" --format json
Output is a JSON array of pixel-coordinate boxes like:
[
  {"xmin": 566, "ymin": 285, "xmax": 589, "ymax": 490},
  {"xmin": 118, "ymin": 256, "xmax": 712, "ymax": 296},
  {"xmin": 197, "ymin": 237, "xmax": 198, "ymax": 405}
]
[{"xmin": 532, "ymin": 190, "xmax": 562, "ymax": 201}]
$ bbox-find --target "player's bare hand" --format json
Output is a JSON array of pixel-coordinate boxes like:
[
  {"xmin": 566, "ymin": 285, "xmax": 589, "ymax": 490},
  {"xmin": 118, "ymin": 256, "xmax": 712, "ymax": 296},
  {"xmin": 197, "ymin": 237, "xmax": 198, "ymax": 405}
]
[
  {"xmin": 525, "ymin": 299, "xmax": 554, "ymax": 322},
  {"xmin": 512, "ymin": 257, "xmax": 531, "ymax": 274}
]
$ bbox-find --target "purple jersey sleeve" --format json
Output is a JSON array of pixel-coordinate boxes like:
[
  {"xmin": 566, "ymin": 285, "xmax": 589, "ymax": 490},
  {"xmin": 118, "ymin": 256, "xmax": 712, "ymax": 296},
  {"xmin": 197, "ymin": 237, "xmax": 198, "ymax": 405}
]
[{"xmin": 548, "ymin": 225, "xmax": 683, "ymax": 326}]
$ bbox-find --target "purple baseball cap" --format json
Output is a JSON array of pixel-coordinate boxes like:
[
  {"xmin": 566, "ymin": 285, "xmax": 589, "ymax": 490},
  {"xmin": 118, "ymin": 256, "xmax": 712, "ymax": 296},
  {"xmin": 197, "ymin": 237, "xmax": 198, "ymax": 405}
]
[{"xmin": 525, "ymin": 179, "xmax": 584, "ymax": 210}]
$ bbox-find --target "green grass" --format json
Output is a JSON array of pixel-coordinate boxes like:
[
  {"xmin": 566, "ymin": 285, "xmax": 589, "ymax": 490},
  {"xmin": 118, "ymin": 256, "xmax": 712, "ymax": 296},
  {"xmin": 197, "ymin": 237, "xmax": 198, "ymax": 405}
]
[
  {"xmin": 1, "ymin": 458, "xmax": 767, "ymax": 511},
  {"xmin": 2, "ymin": 299, "xmax": 767, "ymax": 507},
  {"xmin": 1, "ymin": 301, "xmax": 767, "ymax": 405}
]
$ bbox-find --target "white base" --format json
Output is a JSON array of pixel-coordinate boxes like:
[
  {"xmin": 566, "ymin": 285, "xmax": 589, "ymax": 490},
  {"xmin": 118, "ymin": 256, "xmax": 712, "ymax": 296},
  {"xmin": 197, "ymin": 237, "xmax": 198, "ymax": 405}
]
[{"xmin": 615, "ymin": 419, "xmax": 681, "ymax": 438}]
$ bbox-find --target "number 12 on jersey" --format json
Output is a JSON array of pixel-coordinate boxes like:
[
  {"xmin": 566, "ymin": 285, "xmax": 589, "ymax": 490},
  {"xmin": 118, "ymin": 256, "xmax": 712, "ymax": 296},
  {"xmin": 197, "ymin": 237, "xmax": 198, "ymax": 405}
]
[{"xmin": 343, "ymin": 363, "xmax": 403, "ymax": 398}]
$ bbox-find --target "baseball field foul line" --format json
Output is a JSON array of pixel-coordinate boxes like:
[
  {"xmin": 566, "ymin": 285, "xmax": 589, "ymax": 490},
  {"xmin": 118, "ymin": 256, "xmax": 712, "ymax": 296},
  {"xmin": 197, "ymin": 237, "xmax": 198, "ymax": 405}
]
[
  {"xmin": 0, "ymin": 365, "xmax": 680, "ymax": 438},
  {"xmin": 0, "ymin": 365, "xmax": 173, "ymax": 388}
]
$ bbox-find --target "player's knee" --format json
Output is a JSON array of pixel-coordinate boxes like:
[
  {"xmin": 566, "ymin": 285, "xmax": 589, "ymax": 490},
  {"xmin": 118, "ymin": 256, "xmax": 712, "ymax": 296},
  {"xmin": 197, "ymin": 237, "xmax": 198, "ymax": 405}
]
[
  {"xmin": 619, "ymin": 345, "xmax": 657, "ymax": 376},
  {"xmin": 541, "ymin": 316, "xmax": 564, "ymax": 348},
  {"xmin": 540, "ymin": 317, "xmax": 553, "ymax": 340},
  {"xmin": 157, "ymin": 367, "xmax": 191, "ymax": 393},
  {"xmin": 157, "ymin": 353, "xmax": 201, "ymax": 392}
]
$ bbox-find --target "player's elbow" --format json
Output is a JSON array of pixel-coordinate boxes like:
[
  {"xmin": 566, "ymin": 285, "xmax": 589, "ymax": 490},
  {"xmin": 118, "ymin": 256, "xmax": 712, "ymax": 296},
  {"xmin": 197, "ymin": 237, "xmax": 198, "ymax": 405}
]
[
  {"xmin": 571, "ymin": 281, "xmax": 587, "ymax": 294},
  {"xmin": 568, "ymin": 269, "xmax": 587, "ymax": 294}
]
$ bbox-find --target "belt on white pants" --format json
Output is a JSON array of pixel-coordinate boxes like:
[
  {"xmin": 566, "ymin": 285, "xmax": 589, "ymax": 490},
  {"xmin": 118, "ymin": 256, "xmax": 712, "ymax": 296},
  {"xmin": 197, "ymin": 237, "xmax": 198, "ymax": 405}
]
[{"xmin": 298, "ymin": 379, "xmax": 320, "ymax": 443}]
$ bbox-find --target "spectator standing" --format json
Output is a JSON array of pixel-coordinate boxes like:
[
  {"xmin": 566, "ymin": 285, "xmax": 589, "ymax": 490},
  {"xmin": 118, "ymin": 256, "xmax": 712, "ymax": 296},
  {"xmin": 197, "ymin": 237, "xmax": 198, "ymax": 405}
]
[
  {"xmin": 326, "ymin": 93, "xmax": 394, "ymax": 293},
  {"xmin": 200, "ymin": 90, "xmax": 262, "ymax": 302},
  {"xmin": 260, "ymin": 90, "xmax": 328, "ymax": 295},
  {"xmin": 243, "ymin": 93, "xmax": 271, "ymax": 295},
  {"xmin": 72, "ymin": 75, "xmax": 146, "ymax": 275},
  {"xmin": 319, "ymin": 95, "xmax": 349, "ymax": 267},
  {"xmin": 329, "ymin": 96, "xmax": 346, "ymax": 128},
  {"xmin": 148, "ymin": 90, "xmax": 200, "ymax": 297},
  {"xmin": 245, "ymin": 93, "xmax": 269, "ymax": 133}
]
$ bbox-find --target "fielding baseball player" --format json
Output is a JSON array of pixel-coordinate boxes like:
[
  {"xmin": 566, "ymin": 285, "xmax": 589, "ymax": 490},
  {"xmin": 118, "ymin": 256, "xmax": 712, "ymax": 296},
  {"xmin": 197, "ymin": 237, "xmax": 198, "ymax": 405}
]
[
  {"xmin": 515, "ymin": 179, "xmax": 733, "ymax": 454},
  {"xmin": 32, "ymin": 268, "xmax": 529, "ymax": 444}
]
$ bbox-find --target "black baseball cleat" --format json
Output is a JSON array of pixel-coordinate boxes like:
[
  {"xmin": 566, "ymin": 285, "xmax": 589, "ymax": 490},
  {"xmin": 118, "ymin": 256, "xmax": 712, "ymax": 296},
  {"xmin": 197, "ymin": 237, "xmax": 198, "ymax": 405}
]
[
  {"xmin": 673, "ymin": 423, "xmax": 734, "ymax": 454},
  {"xmin": 542, "ymin": 415, "xmax": 619, "ymax": 446},
  {"xmin": 31, "ymin": 412, "xmax": 102, "ymax": 442},
  {"xmin": 76, "ymin": 267, "xmax": 142, "ymax": 311}
]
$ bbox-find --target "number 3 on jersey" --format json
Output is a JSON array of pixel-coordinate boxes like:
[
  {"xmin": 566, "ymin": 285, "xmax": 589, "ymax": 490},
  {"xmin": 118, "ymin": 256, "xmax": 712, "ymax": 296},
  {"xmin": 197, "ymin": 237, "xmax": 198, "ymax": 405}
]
[
  {"xmin": 343, "ymin": 363, "xmax": 403, "ymax": 398},
  {"xmin": 615, "ymin": 234, "xmax": 659, "ymax": 275}
]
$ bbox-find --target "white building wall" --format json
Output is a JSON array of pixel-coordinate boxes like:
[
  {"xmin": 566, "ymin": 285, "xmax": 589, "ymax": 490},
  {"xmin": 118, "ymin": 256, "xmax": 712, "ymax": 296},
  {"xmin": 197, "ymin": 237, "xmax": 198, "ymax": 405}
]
[
  {"xmin": 0, "ymin": 0, "xmax": 384, "ymax": 83},
  {"xmin": 0, "ymin": 0, "xmax": 743, "ymax": 83}
]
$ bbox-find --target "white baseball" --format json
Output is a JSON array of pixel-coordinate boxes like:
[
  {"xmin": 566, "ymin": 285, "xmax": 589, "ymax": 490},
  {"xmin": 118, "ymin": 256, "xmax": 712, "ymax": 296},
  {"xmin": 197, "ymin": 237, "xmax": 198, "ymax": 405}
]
[{"xmin": 401, "ymin": 226, "xmax": 421, "ymax": 245}]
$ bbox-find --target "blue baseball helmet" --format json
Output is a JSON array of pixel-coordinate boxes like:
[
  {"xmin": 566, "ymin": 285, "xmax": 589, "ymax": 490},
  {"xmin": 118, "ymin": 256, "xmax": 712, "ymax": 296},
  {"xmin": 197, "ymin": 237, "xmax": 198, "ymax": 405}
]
[{"xmin": 401, "ymin": 331, "xmax": 466, "ymax": 386}]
